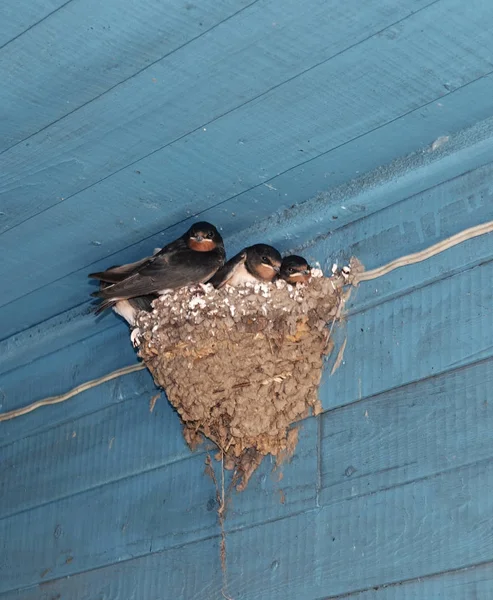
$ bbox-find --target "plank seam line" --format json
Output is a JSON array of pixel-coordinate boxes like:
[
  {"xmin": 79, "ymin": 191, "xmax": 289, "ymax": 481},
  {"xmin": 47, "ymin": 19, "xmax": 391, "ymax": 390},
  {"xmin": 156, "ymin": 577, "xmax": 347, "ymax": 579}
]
[
  {"xmin": 2, "ymin": 65, "xmax": 492, "ymax": 319},
  {"xmin": 0, "ymin": 298, "xmax": 97, "ymax": 344},
  {"xmin": 315, "ymin": 414, "xmax": 322, "ymax": 508},
  {"xmin": 346, "ymin": 253, "xmax": 493, "ymax": 319},
  {"xmin": 0, "ymin": 443, "xmax": 214, "ymax": 523},
  {"xmin": 0, "ymin": 378, "xmax": 154, "ymax": 452},
  {"xmin": 314, "ymin": 559, "xmax": 493, "ymax": 599},
  {"xmin": 0, "ymin": 506, "xmax": 318, "ymax": 596},
  {"xmin": 294, "ymin": 155, "xmax": 493, "ymax": 263},
  {"xmin": 345, "ymin": 256, "xmax": 493, "ymax": 318},
  {"xmin": 2, "ymin": 217, "xmax": 491, "ymax": 422},
  {"xmin": 0, "ymin": 317, "xmax": 119, "ymax": 377},
  {"xmin": 0, "ymin": 0, "xmax": 449, "ymax": 235},
  {"xmin": 0, "ymin": 363, "xmax": 145, "ymax": 422},
  {"xmin": 354, "ymin": 219, "xmax": 493, "ymax": 283},
  {"xmin": 2, "ymin": 292, "xmax": 493, "ymax": 454},
  {"xmin": 2, "ymin": 349, "xmax": 493, "ymax": 519},
  {"xmin": 3, "ymin": 141, "xmax": 493, "ymax": 346},
  {"xmin": 0, "ymin": 0, "xmax": 76, "ymax": 52},
  {"xmin": 0, "ymin": 0, "xmax": 262, "ymax": 159},
  {"xmin": 320, "ymin": 350, "xmax": 493, "ymax": 419},
  {"xmin": 319, "ymin": 455, "xmax": 493, "ymax": 507}
]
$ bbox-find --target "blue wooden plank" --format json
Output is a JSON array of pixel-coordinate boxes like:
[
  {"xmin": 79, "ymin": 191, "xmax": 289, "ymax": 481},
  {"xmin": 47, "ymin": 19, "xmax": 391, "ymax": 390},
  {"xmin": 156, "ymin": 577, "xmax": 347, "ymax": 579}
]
[
  {"xmin": 1, "ymin": 0, "xmax": 492, "ymax": 312},
  {"xmin": 4, "ymin": 351, "xmax": 493, "ymax": 533},
  {"xmin": 2, "ymin": 460, "xmax": 492, "ymax": 598},
  {"xmin": 0, "ymin": 304, "xmax": 118, "ymax": 377},
  {"xmin": 307, "ymin": 160, "xmax": 493, "ymax": 315},
  {"xmin": 0, "ymin": 0, "xmax": 435, "ymax": 228},
  {"xmin": 0, "ymin": 388, "xmax": 315, "ymax": 520},
  {"xmin": 330, "ymin": 564, "xmax": 493, "ymax": 599},
  {"xmin": 0, "ymin": 0, "xmax": 68, "ymax": 48},
  {"xmin": 319, "ymin": 357, "xmax": 493, "ymax": 505},
  {"xmin": 0, "ymin": 391, "xmax": 190, "ymax": 519},
  {"xmin": 0, "ymin": 0, "xmax": 253, "ymax": 152},
  {"xmin": 3, "ymin": 563, "xmax": 493, "ymax": 600},
  {"xmin": 0, "ymin": 418, "xmax": 317, "ymax": 593},
  {"xmin": 0, "ymin": 536, "xmax": 223, "ymax": 600},
  {"xmin": 229, "ymin": 94, "xmax": 493, "ymax": 261},
  {"xmin": 2, "ymin": 128, "xmax": 493, "ymax": 371},
  {"xmin": 2, "ymin": 82, "xmax": 493, "ymax": 342},
  {"xmin": 323, "ymin": 259, "xmax": 493, "ymax": 411},
  {"xmin": 0, "ymin": 325, "xmax": 156, "ymax": 446}
]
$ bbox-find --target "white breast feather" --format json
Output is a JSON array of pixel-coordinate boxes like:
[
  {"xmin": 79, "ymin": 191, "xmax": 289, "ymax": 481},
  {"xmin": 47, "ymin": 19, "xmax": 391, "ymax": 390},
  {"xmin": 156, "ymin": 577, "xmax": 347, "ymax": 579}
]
[
  {"xmin": 227, "ymin": 263, "xmax": 258, "ymax": 286},
  {"xmin": 113, "ymin": 300, "xmax": 137, "ymax": 326}
]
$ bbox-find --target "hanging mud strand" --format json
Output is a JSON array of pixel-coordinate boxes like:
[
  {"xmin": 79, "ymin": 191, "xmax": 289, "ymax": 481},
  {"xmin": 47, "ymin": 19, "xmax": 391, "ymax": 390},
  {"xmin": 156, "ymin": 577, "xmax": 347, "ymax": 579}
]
[
  {"xmin": 204, "ymin": 453, "xmax": 240, "ymax": 600},
  {"xmin": 134, "ymin": 258, "xmax": 363, "ymax": 490}
]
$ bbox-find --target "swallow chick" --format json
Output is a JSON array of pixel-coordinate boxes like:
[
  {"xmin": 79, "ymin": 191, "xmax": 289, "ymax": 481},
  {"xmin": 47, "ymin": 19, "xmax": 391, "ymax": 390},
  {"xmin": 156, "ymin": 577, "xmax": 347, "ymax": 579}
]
[
  {"xmin": 280, "ymin": 255, "xmax": 312, "ymax": 285},
  {"xmin": 208, "ymin": 243, "xmax": 282, "ymax": 288},
  {"xmin": 89, "ymin": 221, "xmax": 225, "ymax": 314}
]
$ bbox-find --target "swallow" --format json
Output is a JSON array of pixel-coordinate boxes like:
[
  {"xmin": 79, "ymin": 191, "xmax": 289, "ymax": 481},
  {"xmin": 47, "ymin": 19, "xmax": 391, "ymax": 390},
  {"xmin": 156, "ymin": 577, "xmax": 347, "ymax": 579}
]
[
  {"xmin": 89, "ymin": 221, "xmax": 225, "ymax": 314},
  {"xmin": 92, "ymin": 247, "xmax": 163, "ymax": 325},
  {"xmin": 97, "ymin": 271, "xmax": 157, "ymax": 325},
  {"xmin": 279, "ymin": 255, "xmax": 312, "ymax": 285},
  {"xmin": 208, "ymin": 243, "xmax": 282, "ymax": 288}
]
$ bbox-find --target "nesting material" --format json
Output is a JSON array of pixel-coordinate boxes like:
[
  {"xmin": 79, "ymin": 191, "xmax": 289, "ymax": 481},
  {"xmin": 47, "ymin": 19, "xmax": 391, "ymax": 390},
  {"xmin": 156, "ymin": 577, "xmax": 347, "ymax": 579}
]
[{"xmin": 135, "ymin": 258, "xmax": 362, "ymax": 490}]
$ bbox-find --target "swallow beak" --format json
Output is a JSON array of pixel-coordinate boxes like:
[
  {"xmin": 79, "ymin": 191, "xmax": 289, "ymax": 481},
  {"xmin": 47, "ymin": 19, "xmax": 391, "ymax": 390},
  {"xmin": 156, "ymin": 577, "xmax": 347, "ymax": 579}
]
[
  {"xmin": 273, "ymin": 265, "xmax": 280, "ymax": 273},
  {"xmin": 303, "ymin": 269, "xmax": 311, "ymax": 275},
  {"xmin": 194, "ymin": 235, "xmax": 204, "ymax": 242}
]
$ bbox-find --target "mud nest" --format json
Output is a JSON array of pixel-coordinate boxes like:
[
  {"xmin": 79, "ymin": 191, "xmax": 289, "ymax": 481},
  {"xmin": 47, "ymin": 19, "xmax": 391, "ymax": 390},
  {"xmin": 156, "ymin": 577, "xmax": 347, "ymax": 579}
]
[{"xmin": 135, "ymin": 259, "xmax": 362, "ymax": 490}]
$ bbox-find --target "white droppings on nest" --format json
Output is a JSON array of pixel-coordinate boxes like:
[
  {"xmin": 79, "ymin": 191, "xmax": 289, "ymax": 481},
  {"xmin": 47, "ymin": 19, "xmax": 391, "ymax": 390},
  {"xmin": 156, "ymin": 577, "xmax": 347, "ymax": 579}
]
[{"xmin": 135, "ymin": 257, "xmax": 363, "ymax": 490}]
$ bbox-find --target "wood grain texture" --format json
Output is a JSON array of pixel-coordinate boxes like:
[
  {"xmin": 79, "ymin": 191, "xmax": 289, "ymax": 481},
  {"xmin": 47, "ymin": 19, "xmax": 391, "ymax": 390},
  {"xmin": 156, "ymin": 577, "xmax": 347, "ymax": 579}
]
[
  {"xmin": 0, "ymin": 325, "xmax": 156, "ymax": 447},
  {"xmin": 324, "ymin": 258, "xmax": 493, "ymax": 411},
  {"xmin": 2, "ymin": 0, "xmax": 493, "ymax": 333},
  {"xmin": 0, "ymin": 106, "xmax": 493, "ymax": 338},
  {"xmin": 0, "ymin": 418, "xmax": 317, "ymax": 594},
  {"xmin": 0, "ymin": 0, "xmax": 433, "ymax": 226},
  {"xmin": 0, "ymin": 0, "xmax": 253, "ymax": 151},
  {"xmin": 2, "ymin": 78, "xmax": 493, "ymax": 341},
  {"xmin": 0, "ymin": 0, "xmax": 69, "ymax": 48},
  {"xmin": 2, "ymin": 0, "xmax": 493, "ymax": 596},
  {"xmin": 2, "ymin": 460, "xmax": 492, "ymax": 598},
  {"xmin": 320, "ymin": 357, "xmax": 493, "ymax": 505},
  {"xmin": 3, "ymin": 563, "xmax": 493, "ymax": 600},
  {"xmin": 307, "ymin": 160, "xmax": 493, "ymax": 314}
]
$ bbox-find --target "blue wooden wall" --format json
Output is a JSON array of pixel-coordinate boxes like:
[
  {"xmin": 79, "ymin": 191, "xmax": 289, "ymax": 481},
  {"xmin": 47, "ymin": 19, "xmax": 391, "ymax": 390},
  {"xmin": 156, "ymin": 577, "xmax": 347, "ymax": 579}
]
[{"xmin": 1, "ymin": 0, "xmax": 493, "ymax": 597}]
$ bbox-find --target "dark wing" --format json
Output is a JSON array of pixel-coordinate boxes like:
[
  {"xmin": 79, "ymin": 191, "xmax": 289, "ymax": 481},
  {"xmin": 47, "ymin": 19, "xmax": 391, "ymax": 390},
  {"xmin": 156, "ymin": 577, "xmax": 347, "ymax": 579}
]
[
  {"xmin": 207, "ymin": 251, "xmax": 246, "ymax": 289},
  {"xmin": 92, "ymin": 246, "xmax": 224, "ymax": 300},
  {"xmin": 129, "ymin": 294, "xmax": 156, "ymax": 312},
  {"xmin": 98, "ymin": 279, "xmax": 157, "ymax": 311},
  {"xmin": 89, "ymin": 256, "xmax": 153, "ymax": 283},
  {"xmin": 88, "ymin": 240, "xmax": 176, "ymax": 283}
]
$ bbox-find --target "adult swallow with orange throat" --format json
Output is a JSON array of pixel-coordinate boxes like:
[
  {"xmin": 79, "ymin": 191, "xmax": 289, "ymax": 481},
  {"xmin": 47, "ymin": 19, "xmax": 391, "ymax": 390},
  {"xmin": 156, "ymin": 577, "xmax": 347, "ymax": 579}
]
[
  {"xmin": 279, "ymin": 255, "xmax": 312, "ymax": 285},
  {"xmin": 92, "ymin": 247, "xmax": 163, "ymax": 325},
  {"xmin": 89, "ymin": 221, "xmax": 225, "ymax": 315},
  {"xmin": 208, "ymin": 243, "xmax": 282, "ymax": 288}
]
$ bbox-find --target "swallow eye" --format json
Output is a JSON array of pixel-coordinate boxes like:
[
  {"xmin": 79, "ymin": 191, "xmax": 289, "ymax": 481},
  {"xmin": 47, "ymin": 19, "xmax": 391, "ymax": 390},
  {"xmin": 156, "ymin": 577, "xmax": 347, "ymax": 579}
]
[
  {"xmin": 261, "ymin": 256, "xmax": 269, "ymax": 264},
  {"xmin": 288, "ymin": 267, "xmax": 295, "ymax": 273},
  {"xmin": 206, "ymin": 231, "xmax": 215, "ymax": 239}
]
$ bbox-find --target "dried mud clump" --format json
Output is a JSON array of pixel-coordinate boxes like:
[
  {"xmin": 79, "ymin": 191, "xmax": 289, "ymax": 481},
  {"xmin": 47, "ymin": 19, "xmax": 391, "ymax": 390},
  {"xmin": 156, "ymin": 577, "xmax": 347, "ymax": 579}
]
[{"xmin": 135, "ymin": 258, "xmax": 362, "ymax": 490}]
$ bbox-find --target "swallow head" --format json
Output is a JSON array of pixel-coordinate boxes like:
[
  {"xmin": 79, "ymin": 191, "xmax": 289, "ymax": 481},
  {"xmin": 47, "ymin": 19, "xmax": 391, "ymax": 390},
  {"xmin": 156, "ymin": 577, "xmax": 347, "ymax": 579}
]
[
  {"xmin": 245, "ymin": 244, "xmax": 282, "ymax": 282},
  {"xmin": 186, "ymin": 221, "xmax": 223, "ymax": 252},
  {"xmin": 280, "ymin": 255, "xmax": 312, "ymax": 285}
]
